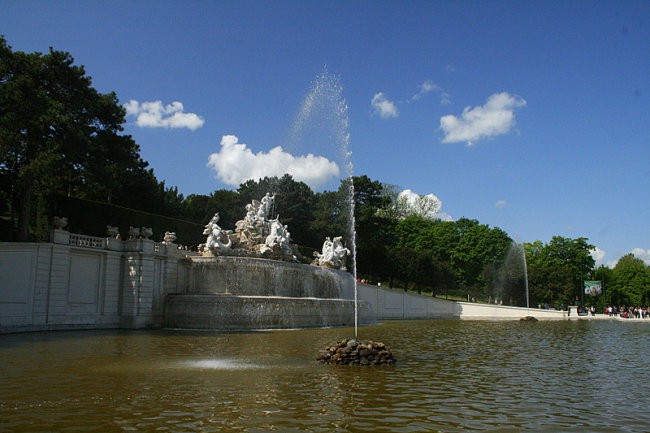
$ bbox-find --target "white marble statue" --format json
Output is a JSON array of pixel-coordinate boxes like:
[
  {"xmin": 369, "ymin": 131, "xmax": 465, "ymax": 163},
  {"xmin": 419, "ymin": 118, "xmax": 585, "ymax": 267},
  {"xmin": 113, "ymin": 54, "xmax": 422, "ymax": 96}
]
[
  {"xmin": 257, "ymin": 192, "xmax": 275, "ymax": 220},
  {"xmin": 242, "ymin": 192, "xmax": 276, "ymax": 227},
  {"xmin": 163, "ymin": 231, "xmax": 177, "ymax": 244},
  {"xmin": 203, "ymin": 213, "xmax": 232, "ymax": 253},
  {"xmin": 264, "ymin": 218, "xmax": 292, "ymax": 253},
  {"xmin": 244, "ymin": 202, "xmax": 258, "ymax": 225},
  {"xmin": 314, "ymin": 236, "xmax": 350, "ymax": 270},
  {"xmin": 52, "ymin": 216, "xmax": 68, "ymax": 230}
]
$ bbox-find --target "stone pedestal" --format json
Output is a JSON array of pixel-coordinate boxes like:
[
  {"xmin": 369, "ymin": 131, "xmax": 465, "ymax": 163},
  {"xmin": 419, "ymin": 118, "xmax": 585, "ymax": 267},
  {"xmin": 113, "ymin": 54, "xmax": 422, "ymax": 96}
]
[{"xmin": 50, "ymin": 229, "xmax": 70, "ymax": 245}]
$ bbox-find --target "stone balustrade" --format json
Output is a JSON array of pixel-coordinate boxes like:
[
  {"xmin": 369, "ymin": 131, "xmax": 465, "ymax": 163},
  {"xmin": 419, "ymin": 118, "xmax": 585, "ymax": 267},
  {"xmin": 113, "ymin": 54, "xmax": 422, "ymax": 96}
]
[{"xmin": 68, "ymin": 233, "xmax": 106, "ymax": 249}]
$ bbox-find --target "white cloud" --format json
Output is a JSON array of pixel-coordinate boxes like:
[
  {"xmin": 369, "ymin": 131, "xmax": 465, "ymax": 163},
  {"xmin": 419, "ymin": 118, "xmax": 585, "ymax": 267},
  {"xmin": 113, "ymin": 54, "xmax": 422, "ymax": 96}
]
[
  {"xmin": 597, "ymin": 247, "xmax": 650, "ymax": 268},
  {"xmin": 631, "ymin": 248, "xmax": 650, "ymax": 265},
  {"xmin": 440, "ymin": 92, "xmax": 526, "ymax": 145},
  {"xmin": 495, "ymin": 199, "xmax": 508, "ymax": 209},
  {"xmin": 398, "ymin": 189, "xmax": 453, "ymax": 221},
  {"xmin": 371, "ymin": 92, "xmax": 398, "ymax": 119},
  {"xmin": 206, "ymin": 135, "xmax": 340, "ymax": 189},
  {"xmin": 410, "ymin": 80, "xmax": 451, "ymax": 105},
  {"xmin": 124, "ymin": 100, "xmax": 205, "ymax": 130},
  {"xmin": 590, "ymin": 246, "xmax": 607, "ymax": 267}
]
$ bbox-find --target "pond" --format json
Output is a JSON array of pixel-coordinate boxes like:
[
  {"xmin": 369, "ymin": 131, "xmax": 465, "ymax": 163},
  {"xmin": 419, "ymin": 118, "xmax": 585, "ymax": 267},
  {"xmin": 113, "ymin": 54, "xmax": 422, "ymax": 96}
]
[{"xmin": 1, "ymin": 319, "xmax": 648, "ymax": 432}]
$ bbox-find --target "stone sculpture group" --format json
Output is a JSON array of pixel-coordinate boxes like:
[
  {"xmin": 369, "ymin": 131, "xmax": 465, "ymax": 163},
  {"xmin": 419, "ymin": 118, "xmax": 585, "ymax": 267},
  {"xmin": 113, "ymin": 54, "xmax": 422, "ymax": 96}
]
[
  {"xmin": 199, "ymin": 192, "xmax": 349, "ymax": 270},
  {"xmin": 313, "ymin": 236, "xmax": 350, "ymax": 270}
]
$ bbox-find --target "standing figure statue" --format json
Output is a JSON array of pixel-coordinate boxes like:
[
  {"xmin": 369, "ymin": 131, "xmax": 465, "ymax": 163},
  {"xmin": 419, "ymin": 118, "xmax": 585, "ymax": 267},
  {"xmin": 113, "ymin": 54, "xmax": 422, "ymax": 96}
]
[{"xmin": 257, "ymin": 192, "xmax": 276, "ymax": 221}]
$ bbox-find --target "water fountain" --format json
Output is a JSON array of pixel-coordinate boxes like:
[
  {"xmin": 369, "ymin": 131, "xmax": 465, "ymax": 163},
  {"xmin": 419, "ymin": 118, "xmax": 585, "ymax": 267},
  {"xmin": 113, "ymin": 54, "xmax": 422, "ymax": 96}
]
[
  {"xmin": 289, "ymin": 70, "xmax": 360, "ymax": 336},
  {"xmin": 165, "ymin": 71, "xmax": 370, "ymax": 331},
  {"xmin": 287, "ymin": 71, "xmax": 393, "ymax": 362},
  {"xmin": 489, "ymin": 241, "xmax": 529, "ymax": 307},
  {"xmin": 164, "ymin": 193, "xmax": 371, "ymax": 330}
]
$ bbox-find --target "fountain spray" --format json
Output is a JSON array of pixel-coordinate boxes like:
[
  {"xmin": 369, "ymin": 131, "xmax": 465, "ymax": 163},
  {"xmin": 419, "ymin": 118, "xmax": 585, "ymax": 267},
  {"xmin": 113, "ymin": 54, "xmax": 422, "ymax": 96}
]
[{"xmin": 290, "ymin": 69, "xmax": 359, "ymax": 337}]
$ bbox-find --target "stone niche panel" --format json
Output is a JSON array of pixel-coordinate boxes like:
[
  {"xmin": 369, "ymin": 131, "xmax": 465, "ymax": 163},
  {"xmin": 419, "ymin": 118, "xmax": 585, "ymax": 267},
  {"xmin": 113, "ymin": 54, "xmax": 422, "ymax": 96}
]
[
  {"xmin": 0, "ymin": 250, "xmax": 35, "ymax": 319},
  {"xmin": 68, "ymin": 252, "xmax": 101, "ymax": 305}
]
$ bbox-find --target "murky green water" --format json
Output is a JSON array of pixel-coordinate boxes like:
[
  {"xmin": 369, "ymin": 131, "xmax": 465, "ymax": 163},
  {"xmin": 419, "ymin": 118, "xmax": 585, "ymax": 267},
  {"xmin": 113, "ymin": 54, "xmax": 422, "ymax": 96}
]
[{"xmin": 1, "ymin": 320, "xmax": 648, "ymax": 432}]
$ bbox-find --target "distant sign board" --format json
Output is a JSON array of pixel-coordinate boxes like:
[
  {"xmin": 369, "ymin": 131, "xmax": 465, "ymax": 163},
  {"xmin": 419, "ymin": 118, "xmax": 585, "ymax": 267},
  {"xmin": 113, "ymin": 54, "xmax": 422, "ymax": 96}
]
[{"xmin": 584, "ymin": 280, "xmax": 602, "ymax": 296}]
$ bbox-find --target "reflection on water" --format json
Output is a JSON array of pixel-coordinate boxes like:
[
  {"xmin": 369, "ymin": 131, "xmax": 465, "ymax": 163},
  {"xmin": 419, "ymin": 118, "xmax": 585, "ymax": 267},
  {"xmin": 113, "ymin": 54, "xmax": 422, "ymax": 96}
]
[
  {"xmin": 185, "ymin": 359, "xmax": 263, "ymax": 370},
  {"xmin": 1, "ymin": 320, "xmax": 649, "ymax": 432}
]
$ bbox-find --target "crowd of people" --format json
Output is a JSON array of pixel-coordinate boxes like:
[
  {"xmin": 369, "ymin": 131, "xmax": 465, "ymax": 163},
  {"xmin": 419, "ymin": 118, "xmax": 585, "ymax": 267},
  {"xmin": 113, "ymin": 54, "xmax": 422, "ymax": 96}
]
[{"xmin": 604, "ymin": 305, "xmax": 649, "ymax": 319}]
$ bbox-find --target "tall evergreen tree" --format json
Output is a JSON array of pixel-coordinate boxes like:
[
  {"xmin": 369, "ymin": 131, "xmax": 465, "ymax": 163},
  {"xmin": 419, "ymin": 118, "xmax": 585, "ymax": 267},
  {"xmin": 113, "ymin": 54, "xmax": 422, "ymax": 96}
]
[{"xmin": 0, "ymin": 37, "xmax": 143, "ymax": 239}]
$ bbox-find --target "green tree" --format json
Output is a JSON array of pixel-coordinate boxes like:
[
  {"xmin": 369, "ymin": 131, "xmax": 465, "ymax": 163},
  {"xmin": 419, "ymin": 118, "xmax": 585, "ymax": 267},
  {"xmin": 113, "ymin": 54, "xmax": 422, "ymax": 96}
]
[
  {"xmin": 392, "ymin": 216, "xmax": 458, "ymax": 293},
  {"xmin": 525, "ymin": 236, "xmax": 596, "ymax": 308},
  {"xmin": 72, "ymin": 133, "xmax": 149, "ymax": 205},
  {"xmin": 182, "ymin": 190, "xmax": 241, "ymax": 228},
  {"xmin": 311, "ymin": 187, "xmax": 350, "ymax": 251},
  {"xmin": 237, "ymin": 175, "xmax": 316, "ymax": 247},
  {"xmin": 449, "ymin": 218, "xmax": 512, "ymax": 294},
  {"xmin": 352, "ymin": 175, "xmax": 394, "ymax": 282},
  {"xmin": 527, "ymin": 262, "xmax": 574, "ymax": 309},
  {"xmin": 0, "ymin": 37, "xmax": 139, "ymax": 240},
  {"xmin": 609, "ymin": 254, "xmax": 650, "ymax": 306},
  {"xmin": 592, "ymin": 265, "xmax": 614, "ymax": 308}
]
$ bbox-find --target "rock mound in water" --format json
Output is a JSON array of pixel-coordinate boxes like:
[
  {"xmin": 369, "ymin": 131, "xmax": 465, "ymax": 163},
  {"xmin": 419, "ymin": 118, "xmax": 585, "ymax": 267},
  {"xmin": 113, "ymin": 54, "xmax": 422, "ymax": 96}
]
[{"xmin": 317, "ymin": 338, "xmax": 396, "ymax": 366}]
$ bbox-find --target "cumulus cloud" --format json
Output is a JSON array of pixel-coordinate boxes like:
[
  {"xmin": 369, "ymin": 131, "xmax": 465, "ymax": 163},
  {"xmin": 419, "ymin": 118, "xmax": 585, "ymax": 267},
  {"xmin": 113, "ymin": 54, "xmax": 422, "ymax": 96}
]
[
  {"xmin": 397, "ymin": 189, "xmax": 453, "ymax": 221},
  {"xmin": 439, "ymin": 92, "xmax": 526, "ymax": 145},
  {"xmin": 605, "ymin": 248, "xmax": 650, "ymax": 268},
  {"xmin": 631, "ymin": 248, "xmax": 650, "ymax": 265},
  {"xmin": 495, "ymin": 199, "xmax": 508, "ymax": 209},
  {"xmin": 590, "ymin": 247, "xmax": 607, "ymax": 267},
  {"xmin": 371, "ymin": 92, "xmax": 398, "ymax": 119},
  {"xmin": 206, "ymin": 135, "xmax": 340, "ymax": 189},
  {"xmin": 124, "ymin": 100, "xmax": 205, "ymax": 130},
  {"xmin": 410, "ymin": 80, "xmax": 451, "ymax": 105}
]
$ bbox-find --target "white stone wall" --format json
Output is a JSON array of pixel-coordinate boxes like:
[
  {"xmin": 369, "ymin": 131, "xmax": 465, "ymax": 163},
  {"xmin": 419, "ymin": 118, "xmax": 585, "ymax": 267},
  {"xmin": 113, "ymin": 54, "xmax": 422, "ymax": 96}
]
[
  {"xmin": 358, "ymin": 283, "xmax": 567, "ymax": 321},
  {"xmin": 0, "ymin": 230, "xmax": 186, "ymax": 333},
  {"xmin": 0, "ymin": 244, "xmax": 39, "ymax": 327},
  {"xmin": 357, "ymin": 283, "xmax": 460, "ymax": 321},
  {"xmin": 457, "ymin": 301, "xmax": 566, "ymax": 320}
]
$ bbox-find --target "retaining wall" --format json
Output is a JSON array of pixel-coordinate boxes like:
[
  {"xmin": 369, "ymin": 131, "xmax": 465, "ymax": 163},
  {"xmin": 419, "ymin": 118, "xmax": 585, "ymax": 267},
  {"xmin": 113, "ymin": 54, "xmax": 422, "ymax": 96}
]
[
  {"xmin": 357, "ymin": 283, "xmax": 567, "ymax": 321},
  {"xmin": 0, "ymin": 230, "xmax": 186, "ymax": 333}
]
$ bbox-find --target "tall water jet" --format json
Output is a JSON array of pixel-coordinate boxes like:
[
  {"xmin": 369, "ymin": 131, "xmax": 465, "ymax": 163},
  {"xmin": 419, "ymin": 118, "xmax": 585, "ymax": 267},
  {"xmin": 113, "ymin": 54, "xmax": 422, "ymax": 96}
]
[
  {"xmin": 522, "ymin": 243, "xmax": 530, "ymax": 308},
  {"xmin": 489, "ymin": 241, "xmax": 529, "ymax": 307},
  {"xmin": 289, "ymin": 70, "xmax": 359, "ymax": 337}
]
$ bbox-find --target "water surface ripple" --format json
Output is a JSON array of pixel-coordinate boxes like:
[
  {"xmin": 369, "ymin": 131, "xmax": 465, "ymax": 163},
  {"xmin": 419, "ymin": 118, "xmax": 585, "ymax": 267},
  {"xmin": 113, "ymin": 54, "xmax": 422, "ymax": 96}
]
[{"xmin": 1, "ymin": 320, "xmax": 648, "ymax": 432}]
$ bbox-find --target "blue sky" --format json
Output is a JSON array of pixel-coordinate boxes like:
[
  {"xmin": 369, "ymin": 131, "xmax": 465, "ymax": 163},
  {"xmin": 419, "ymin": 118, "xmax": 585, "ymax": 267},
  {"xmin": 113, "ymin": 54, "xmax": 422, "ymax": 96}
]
[{"xmin": 2, "ymin": 0, "xmax": 649, "ymax": 266}]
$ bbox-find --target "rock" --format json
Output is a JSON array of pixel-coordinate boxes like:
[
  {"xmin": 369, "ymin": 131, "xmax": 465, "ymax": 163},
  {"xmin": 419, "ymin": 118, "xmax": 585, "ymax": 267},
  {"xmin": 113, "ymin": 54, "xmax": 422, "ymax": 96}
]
[{"xmin": 317, "ymin": 339, "xmax": 396, "ymax": 366}]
